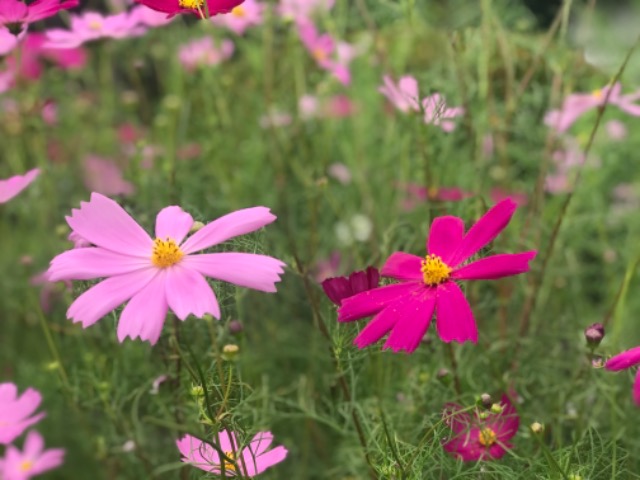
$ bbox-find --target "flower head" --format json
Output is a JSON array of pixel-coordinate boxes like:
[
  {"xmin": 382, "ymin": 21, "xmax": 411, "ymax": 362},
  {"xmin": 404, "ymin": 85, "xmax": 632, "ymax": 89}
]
[
  {"xmin": 82, "ymin": 155, "xmax": 135, "ymax": 197},
  {"xmin": 47, "ymin": 193, "xmax": 285, "ymax": 345},
  {"xmin": 210, "ymin": 0, "xmax": 263, "ymax": 35},
  {"xmin": 422, "ymin": 94, "xmax": 464, "ymax": 131},
  {"xmin": 379, "ymin": 75, "xmax": 420, "ymax": 113},
  {"xmin": 0, "ymin": 169, "xmax": 40, "ymax": 204},
  {"xmin": 176, "ymin": 430, "xmax": 287, "ymax": 477},
  {"xmin": 278, "ymin": 0, "xmax": 333, "ymax": 21},
  {"xmin": 0, "ymin": 0, "xmax": 78, "ymax": 35},
  {"xmin": 0, "ymin": 384, "xmax": 46, "ymax": 445},
  {"xmin": 135, "ymin": 0, "xmax": 245, "ymax": 19},
  {"xmin": 605, "ymin": 345, "xmax": 640, "ymax": 406},
  {"xmin": 0, "ymin": 431, "xmax": 65, "ymax": 480},
  {"xmin": 297, "ymin": 20, "xmax": 354, "ymax": 85},
  {"xmin": 337, "ymin": 199, "xmax": 536, "ymax": 353},
  {"xmin": 443, "ymin": 394, "xmax": 519, "ymax": 461},
  {"xmin": 322, "ymin": 267, "xmax": 380, "ymax": 306},
  {"xmin": 178, "ymin": 37, "xmax": 234, "ymax": 71}
]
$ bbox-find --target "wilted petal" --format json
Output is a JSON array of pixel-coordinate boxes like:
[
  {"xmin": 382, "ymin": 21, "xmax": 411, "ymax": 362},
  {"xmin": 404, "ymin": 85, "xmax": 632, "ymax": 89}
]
[
  {"xmin": 383, "ymin": 291, "xmax": 436, "ymax": 353},
  {"xmin": 165, "ymin": 265, "xmax": 220, "ymax": 320},
  {"xmin": 381, "ymin": 252, "xmax": 422, "ymax": 281},
  {"xmin": 452, "ymin": 251, "xmax": 537, "ymax": 280},
  {"xmin": 435, "ymin": 282, "xmax": 477, "ymax": 343},
  {"xmin": 155, "ymin": 206, "xmax": 194, "ymax": 244}
]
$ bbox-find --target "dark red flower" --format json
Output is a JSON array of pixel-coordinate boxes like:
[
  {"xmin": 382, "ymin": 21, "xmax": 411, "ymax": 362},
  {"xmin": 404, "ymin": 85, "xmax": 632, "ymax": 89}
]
[{"xmin": 321, "ymin": 267, "xmax": 380, "ymax": 306}]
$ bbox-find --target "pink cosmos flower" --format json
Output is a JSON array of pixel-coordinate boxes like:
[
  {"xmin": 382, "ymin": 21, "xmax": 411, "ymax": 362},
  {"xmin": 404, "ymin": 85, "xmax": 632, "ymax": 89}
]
[
  {"xmin": 278, "ymin": 0, "xmax": 333, "ymax": 21},
  {"xmin": 135, "ymin": 0, "xmax": 245, "ymax": 19},
  {"xmin": 422, "ymin": 94, "xmax": 464, "ymax": 132},
  {"xmin": 379, "ymin": 75, "xmax": 420, "ymax": 113},
  {"xmin": 0, "ymin": 431, "xmax": 65, "ymax": 480},
  {"xmin": 605, "ymin": 345, "xmax": 640, "ymax": 406},
  {"xmin": 82, "ymin": 155, "xmax": 135, "ymax": 197},
  {"xmin": 443, "ymin": 395, "xmax": 519, "ymax": 461},
  {"xmin": 297, "ymin": 20, "xmax": 354, "ymax": 85},
  {"xmin": 0, "ymin": 383, "xmax": 46, "ymax": 445},
  {"xmin": 322, "ymin": 267, "xmax": 380, "ymax": 306},
  {"xmin": 8, "ymin": 33, "xmax": 86, "ymax": 81},
  {"xmin": 178, "ymin": 37, "xmax": 234, "ymax": 71},
  {"xmin": 298, "ymin": 94, "xmax": 356, "ymax": 120},
  {"xmin": 0, "ymin": 0, "xmax": 78, "ymax": 35},
  {"xmin": 544, "ymin": 83, "xmax": 640, "ymax": 133},
  {"xmin": 397, "ymin": 183, "xmax": 472, "ymax": 211},
  {"xmin": 46, "ymin": 193, "xmax": 285, "ymax": 344},
  {"xmin": 129, "ymin": 4, "xmax": 174, "ymax": 27},
  {"xmin": 210, "ymin": 0, "xmax": 263, "ymax": 35},
  {"xmin": 0, "ymin": 169, "xmax": 40, "ymax": 204},
  {"xmin": 0, "ymin": 27, "xmax": 23, "ymax": 55},
  {"xmin": 605, "ymin": 119, "xmax": 627, "ymax": 140},
  {"xmin": 337, "ymin": 199, "xmax": 536, "ymax": 353},
  {"xmin": 176, "ymin": 430, "xmax": 287, "ymax": 477}
]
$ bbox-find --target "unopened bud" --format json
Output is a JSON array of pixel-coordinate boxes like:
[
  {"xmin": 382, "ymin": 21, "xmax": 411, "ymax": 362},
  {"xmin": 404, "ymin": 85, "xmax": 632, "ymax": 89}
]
[
  {"xmin": 228, "ymin": 320, "xmax": 244, "ymax": 335},
  {"xmin": 584, "ymin": 323, "xmax": 605, "ymax": 347},
  {"xmin": 530, "ymin": 422, "xmax": 544, "ymax": 434},
  {"xmin": 222, "ymin": 344, "xmax": 239, "ymax": 360},
  {"xmin": 190, "ymin": 221, "xmax": 205, "ymax": 233},
  {"xmin": 436, "ymin": 368, "xmax": 451, "ymax": 386},
  {"xmin": 190, "ymin": 385, "xmax": 204, "ymax": 397},
  {"xmin": 478, "ymin": 393, "xmax": 492, "ymax": 410},
  {"xmin": 490, "ymin": 403, "xmax": 504, "ymax": 414},
  {"xmin": 591, "ymin": 356, "xmax": 605, "ymax": 369}
]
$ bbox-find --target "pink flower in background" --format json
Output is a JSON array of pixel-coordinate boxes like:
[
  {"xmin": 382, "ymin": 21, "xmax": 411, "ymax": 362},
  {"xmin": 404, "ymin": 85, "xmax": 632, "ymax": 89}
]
[
  {"xmin": 259, "ymin": 110, "xmax": 292, "ymax": 128},
  {"xmin": 298, "ymin": 94, "xmax": 356, "ymax": 120},
  {"xmin": 422, "ymin": 94, "xmax": 464, "ymax": 131},
  {"xmin": 545, "ymin": 140, "xmax": 587, "ymax": 195},
  {"xmin": 0, "ymin": 169, "xmax": 40, "ymax": 204},
  {"xmin": 0, "ymin": 28, "xmax": 23, "ymax": 55},
  {"xmin": 178, "ymin": 37, "xmax": 234, "ymax": 71},
  {"xmin": 135, "ymin": 0, "xmax": 245, "ymax": 19},
  {"xmin": 30, "ymin": 271, "xmax": 72, "ymax": 313},
  {"xmin": 379, "ymin": 75, "xmax": 420, "ymax": 113},
  {"xmin": 0, "ymin": 0, "xmax": 78, "ymax": 35},
  {"xmin": 210, "ymin": 0, "xmax": 263, "ymax": 35},
  {"xmin": 338, "ymin": 199, "xmax": 536, "ymax": 353},
  {"xmin": 0, "ymin": 69, "xmax": 14, "ymax": 94},
  {"xmin": 129, "ymin": 4, "xmax": 174, "ymax": 27},
  {"xmin": 82, "ymin": 156, "xmax": 135, "ymax": 197},
  {"xmin": 443, "ymin": 395, "xmax": 519, "ymax": 461},
  {"xmin": 314, "ymin": 251, "xmax": 341, "ymax": 282},
  {"xmin": 68, "ymin": 231, "xmax": 91, "ymax": 249},
  {"xmin": 278, "ymin": 0, "xmax": 333, "ymax": 21},
  {"xmin": 605, "ymin": 345, "xmax": 640, "ymax": 406},
  {"xmin": 297, "ymin": 20, "xmax": 354, "ymax": 85},
  {"xmin": 544, "ymin": 83, "xmax": 640, "ymax": 133},
  {"xmin": 47, "ymin": 193, "xmax": 285, "ymax": 344},
  {"xmin": 327, "ymin": 163, "xmax": 351, "ymax": 184},
  {"xmin": 0, "ymin": 431, "xmax": 65, "ymax": 480},
  {"xmin": 322, "ymin": 267, "xmax": 380, "ymax": 306},
  {"xmin": 489, "ymin": 188, "xmax": 528, "ymax": 206},
  {"xmin": 398, "ymin": 183, "xmax": 471, "ymax": 211},
  {"xmin": 177, "ymin": 430, "xmax": 288, "ymax": 477},
  {"xmin": 605, "ymin": 119, "xmax": 627, "ymax": 140},
  {"xmin": 0, "ymin": 383, "xmax": 46, "ymax": 445}
]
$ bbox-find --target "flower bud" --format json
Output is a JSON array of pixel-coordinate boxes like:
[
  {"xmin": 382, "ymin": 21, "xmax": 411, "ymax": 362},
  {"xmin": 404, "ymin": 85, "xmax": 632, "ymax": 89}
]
[
  {"xmin": 530, "ymin": 422, "xmax": 544, "ymax": 434},
  {"xmin": 584, "ymin": 323, "xmax": 605, "ymax": 347},
  {"xmin": 436, "ymin": 368, "xmax": 451, "ymax": 386},
  {"xmin": 222, "ymin": 344, "xmax": 239, "ymax": 361},
  {"xmin": 190, "ymin": 221, "xmax": 205, "ymax": 233},
  {"xmin": 228, "ymin": 320, "xmax": 244, "ymax": 335},
  {"xmin": 478, "ymin": 393, "xmax": 492, "ymax": 410}
]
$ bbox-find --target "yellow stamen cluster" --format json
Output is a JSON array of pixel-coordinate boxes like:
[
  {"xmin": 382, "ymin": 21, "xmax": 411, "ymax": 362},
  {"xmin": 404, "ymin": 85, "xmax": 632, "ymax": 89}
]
[
  {"xmin": 592, "ymin": 88, "xmax": 603, "ymax": 99},
  {"xmin": 231, "ymin": 5, "xmax": 246, "ymax": 17},
  {"xmin": 313, "ymin": 48, "xmax": 328, "ymax": 62},
  {"xmin": 222, "ymin": 451, "xmax": 237, "ymax": 472},
  {"xmin": 20, "ymin": 461, "xmax": 33, "ymax": 472},
  {"xmin": 478, "ymin": 427, "xmax": 497, "ymax": 447},
  {"xmin": 88, "ymin": 20, "xmax": 102, "ymax": 31},
  {"xmin": 421, "ymin": 254, "xmax": 451, "ymax": 286},
  {"xmin": 151, "ymin": 238, "xmax": 184, "ymax": 268},
  {"xmin": 179, "ymin": 0, "xmax": 204, "ymax": 9}
]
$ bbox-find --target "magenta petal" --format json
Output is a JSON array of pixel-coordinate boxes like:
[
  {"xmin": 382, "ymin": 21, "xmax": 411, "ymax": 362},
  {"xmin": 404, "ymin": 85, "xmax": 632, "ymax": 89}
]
[
  {"xmin": 165, "ymin": 266, "xmax": 220, "ymax": 320},
  {"xmin": 605, "ymin": 346, "xmax": 640, "ymax": 371},
  {"xmin": 448, "ymin": 199, "xmax": 518, "ymax": 267},
  {"xmin": 353, "ymin": 303, "xmax": 401, "ymax": 349},
  {"xmin": 117, "ymin": 272, "xmax": 168, "ymax": 344},
  {"xmin": 47, "ymin": 247, "xmax": 150, "ymax": 281},
  {"xmin": 338, "ymin": 282, "xmax": 420, "ymax": 322},
  {"xmin": 382, "ymin": 291, "xmax": 436, "ymax": 353},
  {"xmin": 452, "ymin": 251, "xmax": 537, "ymax": 280},
  {"xmin": 427, "ymin": 216, "xmax": 465, "ymax": 265},
  {"xmin": 155, "ymin": 206, "xmax": 194, "ymax": 244},
  {"xmin": 442, "ymin": 403, "xmax": 472, "ymax": 434},
  {"xmin": 633, "ymin": 370, "xmax": 640, "ymax": 406},
  {"xmin": 180, "ymin": 207, "xmax": 276, "ymax": 254},
  {"xmin": 381, "ymin": 252, "xmax": 423, "ymax": 281},
  {"xmin": 435, "ymin": 282, "xmax": 478, "ymax": 343}
]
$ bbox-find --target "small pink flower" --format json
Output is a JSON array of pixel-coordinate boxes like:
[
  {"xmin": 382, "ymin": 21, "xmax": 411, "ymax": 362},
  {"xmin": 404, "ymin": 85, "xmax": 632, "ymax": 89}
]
[
  {"xmin": 47, "ymin": 193, "xmax": 286, "ymax": 345},
  {"xmin": 422, "ymin": 94, "xmax": 464, "ymax": 132},
  {"xmin": 327, "ymin": 163, "xmax": 351, "ymax": 184},
  {"xmin": 0, "ymin": 169, "xmax": 40, "ymax": 204},
  {"xmin": 210, "ymin": 0, "xmax": 263, "ymax": 35},
  {"xmin": 30, "ymin": 271, "xmax": 72, "ymax": 313},
  {"xmin": 135, "ymin": 0, "xmax": 245, "ymax": 19},
  {"xmin": 82, "ymin": 155, "xmax": 135, "ymax": 197},
  {"xmin": 176, "ymin": 430, "xmax": 287, "ymax": 477},
  {"xmin": 278, "ymin": 0, "xmax": 333, "ymax": 21},
  {"xmin": 8, "ymin": 33, "xmax": 86, "ymax": 81},
  {"xmin": 0, "ymin": 383, "xmax": 46, "ymax": 445},
  {"xmin": 0, "ymin": 431, "xmax": 65, "ymax": 480},
  {"xmin": 178, "ymin": 37, "xmax": 234, "ymax": 71},
  {"xmin": 396, "ymin": 183, "xmax": 471, "ymax": 212},
  {"xmin": 379, "ymin": 75, "xmax": 420, "ymax": 113},
  {"xmin": 0, "ymin": 0, "xmax": 78, "ymax": 35},
  {"xmin": 337, "ymin": 199, "xmax": 536, "ymax": 353},
  {"xmin": 322, "ymin": 267, "xmax": 380, "ymax": 306},
  {"xmin": 605, "ymin": 345, "xmax": 640, "ymax": 406},
  {"xmin": 298, "ymin": 94, "xmax": 356, "ymax": 120},
  {"xmin": 605, "ymin": 119, "xmax": 627, "ymax": 140},
  {"xmin": 297, "ymin": 20, "xmax": 354, "ymax": 85},
  {"xmin": 443, "ymin": 395, "xmax": 519, "ymax": 461}
]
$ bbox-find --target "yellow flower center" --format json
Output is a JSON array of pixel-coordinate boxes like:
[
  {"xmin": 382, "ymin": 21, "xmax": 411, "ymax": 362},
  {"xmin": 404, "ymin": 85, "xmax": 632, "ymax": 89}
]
[
  {"xmin": 151, "ymin": 238, "xmax": 184, "ymax": 268},
  {"xmin": 88, "ymin": 20, "xmax": 102, "ymax": 31},
  {"xmin": 231, "ymin": 5, "xmax": 245, "ymax": 17},
  {"xmin": 221, "ymin": 451, "xmax": 237, "ymax": 472},
  {"xmin": 478, "ymin": 427, "xmax": 497, "ymax": 447},
  {"xmin": 179, "ymin": 0, "xmax": 204, "ymax": 9},
  {"xmin": 427, "ymin": 186, "xmax": 439, "ymax": 200},
  {"xmin": 421, "ymin": 254, "xmax": 451, "ymax": 286},
  {"xmin": 20, "ymin": 460, "xmax": 33, "ymax": 472},
  {"xmin": 313, "ymin": 48, "xmax": 328, "ymax": 62},
  {"xmin": 592, "ymin": 88, "xmax": 602, "ymax": 99}
]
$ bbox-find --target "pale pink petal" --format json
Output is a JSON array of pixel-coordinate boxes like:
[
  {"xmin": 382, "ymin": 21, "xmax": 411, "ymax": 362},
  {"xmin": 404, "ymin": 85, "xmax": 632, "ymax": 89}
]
[
  {"xmin": 0, "ymin": 383, "xmax": 17, "ymax": 401},
  {"xmin": 605, "ymin": 346, "xmax": 640, "ymax": 371},
  {"xmin": 165, "ymin": 265, "xmax": 220, "ymax": 320},
  {"xmin": 23, "ymin": 430, "xmax": 44, "ymax": 456},
  {"xmin": 117, "ymin": 271, "xmax": 168, "ymax": 344},
  {"xmin": 435, "ymin": 282, "xmax": 477, "ymax": 343},
  {"xmin": 380, "ymin": 252, "xmax": 422, "ymax": 281},
  {"xmin": 427, "ymin": 216, "xmax": 465, "ymax": 265},
  {"xmin": 0, "ymin": 168, "xmax": 40, "ymax": 203},
  {"xmin": 217, "ymin": 430, "xmax": 239, "ymax": 453},
  {"xmin": 30, "ymin": 448, "xmax": 65, "ymax": 475},
  {"xmin": 338, "ymin": 282, "xmax": 421, "ymax": 322},
  {"xmin": 452, "ymin": 251, "xmax": 537, "ymax": 280},
  {"xmin": 0, "ymin": 388, "xmax": 41, "ymax": 422},
  {"xmin": 176, "ymin": 435, "xmax": 219, "ymax": 471},
  {"xmin": 251, "ymin": 446, "xmax": 288, "ymax": 475},
  {"xmin": 67, "ymin": 268, "xmax": 157, "ymax": 327},
  {"xmin": 47, "ymin": 247, "xmax": 151, "ymax": 281},
  {"xmin": 155, "ymin": 206, "xmax": 194, "ymax": 244},
  {"xmin": 66, "ymin": 193, "xmax": 153, "ymax": 256},
  {"xmin": 182, "ymin": 253, "xmax": 285, "ymax": 292},
  {"xmin": 246, "ymin": 432, "xmax": 274, "ymax": 457},
  {"xmin": 180, "ymin": 207, "xmax": 276, "ymax": 254},
  {"xmin": 448, "ymin": 199, "xmax": 517, "ymax": 267},
  {"xmin": 382, "ymin": 291, "xmax": 436, "ymax": 353}
]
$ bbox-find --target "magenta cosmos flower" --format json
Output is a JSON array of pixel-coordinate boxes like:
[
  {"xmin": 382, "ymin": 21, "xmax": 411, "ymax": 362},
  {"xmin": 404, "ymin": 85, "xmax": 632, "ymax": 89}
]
[
  {"xmin": 0, "ymin": 0, "xmax": 78, "ymax": 35},
  {"xmin": 0, "ymin": 384, "xmax": 45, "ymax": 445},
  {"xmin": 0, "ymin": 431, "xmax": 65, "ymax": 480},
  {"xmin": 135, "ymin": 0, "xmax": 245, "ymax": 18},
  {"xmin": 337, "ymin": 199, "xmax": 536, "ymax": 353},
  {"xmin": 443, "ymin": 395, "xmax": 519, "ymax": 461},
  {"xmin": 176, "ymin": 430, "xmax": 287, "ymax": 477},
  {"xmin": 0, "ymin": 169, "xmax": 40, "ymax": 204},
  {"xmin": 47, "ymin": 193, "xmax": 286, "ymax": 344},
  {"xmin": 605, "ymin": 345, "xmax": 640, "ymax": 406}
]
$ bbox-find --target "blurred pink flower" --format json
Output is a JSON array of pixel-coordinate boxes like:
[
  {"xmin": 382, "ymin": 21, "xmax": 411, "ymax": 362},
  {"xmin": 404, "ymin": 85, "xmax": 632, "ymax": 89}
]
[
  {"xmin": 337, "ymin": 199, "xmax": 536, "ymax": 353},
  {"xmin": 327, "ymin": 163, "xmax": 351, "ymax": 184},
  {"xmin": 44, "ymin": 11, "xmax": 145, "ymax": 48},
  {"xmin": 0, "ymin": 28, "xmax": 23, "ymax": 55},
  {"xmin": 41, "ymin": 101, "xmax": 57, "ymax": 125},
  {"xmin": 129, "ymin": 4, "xmax": 174, "ymax": 27},
  {"xmin": 605, "ymin": 119, "xmax": 627, "ymax": 140},
  {"xmin": 0, "ymin": 383, "xmax": 45, "ymax": 445},
  {"xmin": 0, "ymin": 168, "xmax": 40, "ymax": 204},
  {"xmin": 31, "ymin": 271, "xmax": 72, "ymax": 313},
  {"xmin": 489, "ymin": 188, "xmax": 528, "ymax": 206},
  {"xmin": 135, "ymin": 0, "xmax": 245, "ymax": 19},
  {"xmin": 0, "ymin": 0, "xmax": 78, "ymax": 35},
  {"xmin": 544, "ymin": 83, "xmax": 640, "ymax": 133},
  {"xmin": 278, "ymin": 0, "xmax": 333, "ymax": 21},
  {"xmin": 178, "ymin": 37, "xmax": 234, "ymax": 71},
  {"xmin": 297, "ymin": 20, "xmax": 354, "ymax": 85},
  {"xmin": 259, "ymin": 110, "xmax": 292, "ymax": 128},
  {"xmin": 8, "ymin": 33, "xmax": 86, "ymax": 80},
  {"xmin": 82, "ymin": 155, "xmax": 135, "ymax": 197},
  {"xmin": 0, "ymin": 431, "xmax": 65, "ymax": 480},
  {"xmin": 0, "ymin": 69, "xmax": 14, "ymax": 94},
  {"xmin": 422, "ymin": 94, "xmax": 464, "ymax": 131},
  {"xmin": 443, "ymin": 395, "xmax": 519, "ymax": 461},
  {"xmin": 314, "ymin": 251, "xmax": 341, "ymax": 282},
  {"xmin": 68, "ymin": 231, "xmax": 91, "ymax": 248},
  {"xmin": 397, "ymin": 183, "xmax": 471, "ymax": 211},
  {"xmin": 379, "ymin": 75, "xmax": 420, "ymax": 113},
  {"xmin": 210, "ymin": 0, "xmax": 263, "ymax": 35},
  {"xmin": 176, "ymin": 430, "xmax": 287, "ymax": 477},
  {"xmin": 298, "ymin": 94, "xmax": 356, "ymax": 120},
  {"xmin": 545, "ymin": 140, "xmax": 587, "ymax": 195},
  {"xmin": 47, "ymin": 193, "xmax": 285, "ymax": 344},
  {"xmin": 605, "ymin": 345, "xmax": 640, "ymax": 406}
]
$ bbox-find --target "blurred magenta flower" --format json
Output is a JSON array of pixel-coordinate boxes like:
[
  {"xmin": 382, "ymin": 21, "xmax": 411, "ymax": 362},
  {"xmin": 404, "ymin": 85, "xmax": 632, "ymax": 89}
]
[
  {"xmin": 544, "ymin": 83, "xmax": 640, "ymax": 133},
  {"xmin": 47, "ymin": 193, "xmax": 285, "ymax": 344},
  {"xmin": 278, "ymin": 0, "xmax": 333, "ymax": 20},
  {"xmin": 82, "ymin": 155, "xmax": 135, "ymax": 197},
  {"xmin": 0, "ymin": 169, "xmax": 40, "ymax": 204},
  {"xmin": 322, "ymin": 267, "xmax": 380, "ymax": 306},
  {"xmin": 44, "ymin": 11, "xmax": 145, "ymax": 48},
  {"xmin": 337, "ymin": 199, "xmax": 536, "ymax": 353},
  {"xmin": 0, "ymin": 0, "xmax": 78, "ymax": 35},
  {"xmin": 605, "ymin": 345, "xmax": 640, "ymax": 406},
  {"xmin": 178, "ymin": 37, "xmax": 234, "ymax": 71},
  {"xmin": 422, "ymin": 93, "xmax": 464, "ymax": 131},
  {"xmin": 176, "ymin": 430, "xmax": 287, "ymax": 477},
  {"xmin": 210, "ymin": 0, "xmax": 263, "ymax": 35},
  {"xmin": 8, "ymin": 33, "xmax": 86, "ymax": 81},
  {"xmin": 0, "ymin": 383, "xmax": 45, "ymax": 445},
  {"xmin": 297, "ymin": 20, "xmax": 355, "ymax": 85},
  {"xmin": 443, "ymin": 395, "xmax": 519, "ymax": 461},
  {"xmin": 0, "ymin": 431, "xmax": 65, "ymax": 480},
  {"xmin": 379, "ymin": 75, "xmax": 420, "ymax": 113},
  {"xmin": 135, "ymin": 0, "xmax": 245, "ymax": 18}
]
